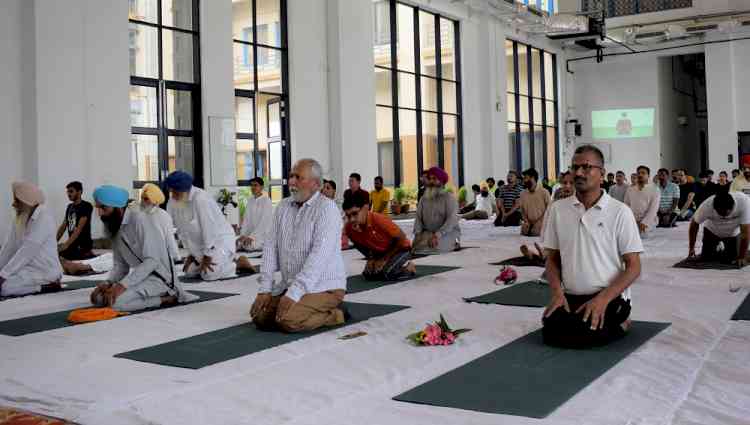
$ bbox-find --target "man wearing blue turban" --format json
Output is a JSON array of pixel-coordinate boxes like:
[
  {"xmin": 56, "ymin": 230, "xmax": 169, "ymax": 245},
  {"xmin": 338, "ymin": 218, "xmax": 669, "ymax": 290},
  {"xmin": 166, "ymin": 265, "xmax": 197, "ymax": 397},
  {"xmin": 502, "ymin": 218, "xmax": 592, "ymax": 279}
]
[
  {"xmin": 165, "ymin": 171, "xmax": 239, "ymax": 281},
  {"xmin": 89, "ymin": 185, "xmax": 197, "ymax": 310}
]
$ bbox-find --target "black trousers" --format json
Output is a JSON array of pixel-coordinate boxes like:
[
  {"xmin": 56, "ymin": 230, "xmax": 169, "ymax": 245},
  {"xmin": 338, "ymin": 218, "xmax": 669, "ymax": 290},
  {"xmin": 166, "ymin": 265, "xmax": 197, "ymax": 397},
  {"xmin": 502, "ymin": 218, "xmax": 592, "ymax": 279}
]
[
  {"xmin": 363, "ymin": 249, "xmax": 412, "ymax": 281},
  {"xmin": 657, "ymin": 211, "xmax": 677, "ymax": 228},
  {"xmin": 542, "ymin": 292, "xmax": 631, "ymax": 349},
  {"xmin": 494, "ymin": 210, "xmax": 522, "ymax": 227},
  {"xmin": 59, "ymin": 245, "xmax": 95, "ymax": 261},
  {"xmin": 700, "ymin": 228, "xmax": 739, "ymax": 263}
]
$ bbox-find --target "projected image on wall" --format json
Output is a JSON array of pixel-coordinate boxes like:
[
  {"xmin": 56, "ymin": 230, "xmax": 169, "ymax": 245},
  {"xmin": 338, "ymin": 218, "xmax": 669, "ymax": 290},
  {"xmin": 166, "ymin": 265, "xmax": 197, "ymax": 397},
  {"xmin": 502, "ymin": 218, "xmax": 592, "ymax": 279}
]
[{"xmin": 591, "ymin": 108, "xmax": 655, "ymax": 139}]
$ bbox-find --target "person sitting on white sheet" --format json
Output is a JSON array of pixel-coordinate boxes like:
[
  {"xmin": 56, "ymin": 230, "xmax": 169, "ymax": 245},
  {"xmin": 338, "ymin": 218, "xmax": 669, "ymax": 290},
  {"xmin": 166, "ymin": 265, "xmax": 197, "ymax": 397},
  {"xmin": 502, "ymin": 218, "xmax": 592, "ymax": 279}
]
[
  {"xmin": 165, "ymin": 171, "xmax": 238, "ymax": 281},
  {"xmin": 140, "ymin": 183, "xmax": 181, "ymax": 262},
  {"xmin": 542, "ymin": 145, "xmax": 643, "ymax": 349},
  {"xmin": 88, "ymin": 185, "xmax": 196, "ymax": 311},
  {"xmin": 0, "ymin": 182, "xmax": 63, "ymax": 296},
  {"xmin": 624, "ymin": 165, "xmax": 659, "ymax": 237},
  {"xmin": 237, "ymin": 177, "xmax": 273, "ymax": 252},
  {"xmin": 688, "ymin": 191, "xmax": 750, "ymax": 266},
  {"xmin": 250, "ymin": 158, "xmax": 347, "ymax": 333}
]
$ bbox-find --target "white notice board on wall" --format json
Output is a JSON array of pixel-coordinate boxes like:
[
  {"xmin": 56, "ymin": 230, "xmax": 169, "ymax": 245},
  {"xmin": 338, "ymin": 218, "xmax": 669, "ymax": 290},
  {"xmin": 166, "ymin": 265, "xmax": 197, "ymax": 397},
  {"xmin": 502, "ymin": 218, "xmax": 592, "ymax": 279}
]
[{"xmin": 209, "ymin": 116, "xmax": 237, "ymax": 186}]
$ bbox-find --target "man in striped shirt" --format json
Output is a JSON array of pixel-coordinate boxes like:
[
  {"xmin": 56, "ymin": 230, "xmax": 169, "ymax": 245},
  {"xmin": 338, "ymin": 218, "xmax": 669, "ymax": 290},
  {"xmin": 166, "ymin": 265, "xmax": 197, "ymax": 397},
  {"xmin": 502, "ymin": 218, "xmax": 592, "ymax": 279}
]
[
  {"xmin": 250, "ymin": 159, "xmax": 347, "ymax": 333},
  {"xmin": 494, "ymin": 171, "xmax": 524, "ymax": 227}
]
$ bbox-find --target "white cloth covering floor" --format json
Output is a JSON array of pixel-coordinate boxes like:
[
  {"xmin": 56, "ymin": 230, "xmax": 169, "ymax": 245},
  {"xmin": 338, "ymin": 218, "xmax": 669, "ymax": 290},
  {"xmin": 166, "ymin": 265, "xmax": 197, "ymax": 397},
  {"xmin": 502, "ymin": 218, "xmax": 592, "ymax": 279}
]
[{"xmin": 0, "ymin": 219, "xmax": 749, "ymax": 425}]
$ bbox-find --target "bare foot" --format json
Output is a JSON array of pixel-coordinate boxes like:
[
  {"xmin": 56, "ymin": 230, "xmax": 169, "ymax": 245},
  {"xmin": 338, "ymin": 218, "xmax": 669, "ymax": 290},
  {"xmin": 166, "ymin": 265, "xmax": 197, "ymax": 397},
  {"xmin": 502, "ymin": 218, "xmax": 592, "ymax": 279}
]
[
  {"xmin": 235, "ymin": 256, "xmax": 258, "ymax": 274},
  {"xmin": 403, "ymin": 261, "xmax": 416, "ymax": 274},
  {"xmin": 621, "ymin": 319, "xmax": 632, "ymax": 332},
  {"xmin": 520, "ymin": 244, "xmax": 532, "ymax": 259}
]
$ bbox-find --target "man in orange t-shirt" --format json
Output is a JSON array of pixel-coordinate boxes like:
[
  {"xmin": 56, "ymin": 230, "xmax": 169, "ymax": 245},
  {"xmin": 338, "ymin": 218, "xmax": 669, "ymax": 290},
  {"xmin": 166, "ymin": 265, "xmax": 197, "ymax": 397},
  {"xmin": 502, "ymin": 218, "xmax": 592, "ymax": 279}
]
[{"xmin": 343, "ymin": 195, "xmax": 416, "ymax": 281}]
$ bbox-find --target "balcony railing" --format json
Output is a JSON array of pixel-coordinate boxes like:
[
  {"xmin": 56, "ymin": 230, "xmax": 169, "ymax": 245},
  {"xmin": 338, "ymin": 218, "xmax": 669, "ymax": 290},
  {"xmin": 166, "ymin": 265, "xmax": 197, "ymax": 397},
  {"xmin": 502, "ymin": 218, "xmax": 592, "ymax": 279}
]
[{"xmin": 582, "ymin": 0, "xmax": 692, "ymax": 18}]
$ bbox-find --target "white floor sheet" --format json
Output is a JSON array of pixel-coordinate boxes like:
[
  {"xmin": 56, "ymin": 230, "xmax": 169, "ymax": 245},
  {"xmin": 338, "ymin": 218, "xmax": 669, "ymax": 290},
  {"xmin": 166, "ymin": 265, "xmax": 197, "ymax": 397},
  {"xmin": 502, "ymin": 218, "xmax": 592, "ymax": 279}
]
[{"xmin": 0, "ymin": 218, "xmax": 748, "ymax": 425}]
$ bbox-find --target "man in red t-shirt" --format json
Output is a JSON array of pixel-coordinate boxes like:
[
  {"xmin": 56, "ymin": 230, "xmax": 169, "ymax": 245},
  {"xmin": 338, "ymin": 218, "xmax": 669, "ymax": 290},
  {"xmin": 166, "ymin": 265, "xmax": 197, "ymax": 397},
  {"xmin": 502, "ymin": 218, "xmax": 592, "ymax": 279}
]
[{"xmin": 343, "ymin": 195, "xmax": 416, "ymax": 281}]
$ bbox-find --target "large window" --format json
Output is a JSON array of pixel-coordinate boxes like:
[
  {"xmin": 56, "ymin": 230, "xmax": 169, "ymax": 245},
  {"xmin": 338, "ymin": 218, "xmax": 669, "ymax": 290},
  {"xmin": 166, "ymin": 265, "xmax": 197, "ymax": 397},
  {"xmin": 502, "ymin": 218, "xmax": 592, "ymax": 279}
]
[
  {"xmin": 514, "ymin": 0, "xmax": 558, "ymax": 15},
  {"xmin": 373, "ymin": 0, "xmax": 463, "ymax": 189},
  {"xmin": 505, "ymin": 39, "xmax": 558, "ymax": 179},
  {"xmin": 232, "ymin": 0, "xmax": 289, "ymax": 201},
  {"xmin": 129, "ymin": 0, "xmax": 201, "ymax": 188}
]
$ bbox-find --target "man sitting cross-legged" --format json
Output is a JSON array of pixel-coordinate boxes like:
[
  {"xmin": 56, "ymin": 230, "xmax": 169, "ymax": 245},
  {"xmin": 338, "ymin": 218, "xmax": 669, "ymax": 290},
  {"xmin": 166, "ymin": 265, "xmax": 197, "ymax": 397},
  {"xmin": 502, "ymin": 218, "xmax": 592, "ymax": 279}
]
[
  {"xmin": 237, "ymin": 177, "xmax": 273, "ymax": 253},
  {"xmin": 519, "ymin": 171, "xmax": 575, "ymax": 262},
  {"xmin": 688, "ymin": 191, "xmax": 750, "ymax": 266},
  {"xmin": 343, "ymin": 195, "xmax": 416, "ymax": 281},
  {"xmin": 542, "ymin": 145, "xmax": 643, "ymax": 349},
  {"xmin": 0, "ymin": 182, "xmax": 63, "ymax": 296},
  {"xmin": 459, "ymin": 182, "xmax": 493, "ymax": 220},
  {"xmin": 412, "ymin": 166, "xmax": 461, "ymax": 255},
  {"xmin": 250, "ymin": 159, "xmax": 347, "ymax": 333},
  {"xmin": 89, "ymin": 185, "xmax": 196, "ymax": 311}
]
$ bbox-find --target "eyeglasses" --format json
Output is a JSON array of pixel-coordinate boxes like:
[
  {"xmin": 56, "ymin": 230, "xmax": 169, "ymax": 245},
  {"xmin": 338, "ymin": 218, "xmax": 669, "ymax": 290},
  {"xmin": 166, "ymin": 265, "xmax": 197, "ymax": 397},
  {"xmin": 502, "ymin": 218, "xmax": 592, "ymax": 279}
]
[{"xmin": 569, "ymin": 163, "xmax": 603, "ymax": 173}]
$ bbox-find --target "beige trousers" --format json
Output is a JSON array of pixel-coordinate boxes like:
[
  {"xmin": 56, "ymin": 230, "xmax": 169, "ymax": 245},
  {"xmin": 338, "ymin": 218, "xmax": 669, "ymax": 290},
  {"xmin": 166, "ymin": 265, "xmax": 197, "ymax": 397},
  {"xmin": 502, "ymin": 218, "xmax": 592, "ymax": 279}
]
[{"xmin": 253, "ymin": 289, "xmax": 346, "ymax": 333}]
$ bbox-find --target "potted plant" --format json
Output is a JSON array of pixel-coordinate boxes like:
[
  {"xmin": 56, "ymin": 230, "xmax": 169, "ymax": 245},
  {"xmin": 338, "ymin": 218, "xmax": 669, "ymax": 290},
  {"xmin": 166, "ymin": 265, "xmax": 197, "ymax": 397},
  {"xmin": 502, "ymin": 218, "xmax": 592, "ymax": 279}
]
[
  {"xmin": 401, "ymin": 184, "xmax": 417, "ymax": 214},
  {"xmin": 391, "ymin": 187, "xmax": 406, "ymax": 215},
  {"xmin": 217, "ymin": 189, "xmax": 238, "ymax": 216},
  {"xmin": 457, "ymin": 186, "xmax": 467, "ymax": 208}
]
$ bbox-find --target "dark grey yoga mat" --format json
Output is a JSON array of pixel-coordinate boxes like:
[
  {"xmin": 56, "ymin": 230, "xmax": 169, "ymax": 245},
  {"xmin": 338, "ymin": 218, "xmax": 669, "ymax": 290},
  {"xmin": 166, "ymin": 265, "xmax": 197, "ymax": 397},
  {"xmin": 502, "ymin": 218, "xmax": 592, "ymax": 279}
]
[
  {"xmin": 0, "ymin": 290, "xmax": 238, "ymax": 337},
  {"xmin": 673, "ymin": 258, "xmax": 743, "ymax": 270},
  {"xmin": 179, "ymin": 270, "xmax": 258, "ymax": 284},
  {"xmin": 394, "ymin": 321, "xmax": 671, "ymax": 418},
  {"xmin": 114, "ymin": 302, "xmax": 410, "ymax": 369},
  {"xmin": 731, "ymin": 293, "xmax": 750, "ymax": 320},
  {"xmin": 464, "ymin": 280, "xmax": 550, "ymax": 308},
  {"xmin": 489, "ymin": 256, "xmax": 545, "ymax": 267},
  {"xmin": 347, "ymin": 265, "xmax": 459, "ymax": 295}
]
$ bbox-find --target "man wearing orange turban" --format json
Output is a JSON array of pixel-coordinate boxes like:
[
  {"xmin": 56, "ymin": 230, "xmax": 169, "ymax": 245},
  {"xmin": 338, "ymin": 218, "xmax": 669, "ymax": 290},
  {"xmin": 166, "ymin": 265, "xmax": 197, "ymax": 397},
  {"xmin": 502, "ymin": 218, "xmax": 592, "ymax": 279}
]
[
  {"xmin": 0, "ymin": 182, "xmax": 63, "ymax": 296},
  {"xmin": 412, "ymin": 167, "xmax": 461, "ymax": 254}
]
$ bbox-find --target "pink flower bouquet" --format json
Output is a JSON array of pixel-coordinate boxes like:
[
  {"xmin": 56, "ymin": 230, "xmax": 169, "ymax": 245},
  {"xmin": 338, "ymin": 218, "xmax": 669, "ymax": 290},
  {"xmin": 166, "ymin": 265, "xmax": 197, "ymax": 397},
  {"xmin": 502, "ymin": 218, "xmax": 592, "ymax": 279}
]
[
  {"xmin": 407, "ymin": 314, "xmax": 471, "ymax": 346},
  {"xmin": 494, "ymin": 266, "xmax": 518, "ymax": 285}
]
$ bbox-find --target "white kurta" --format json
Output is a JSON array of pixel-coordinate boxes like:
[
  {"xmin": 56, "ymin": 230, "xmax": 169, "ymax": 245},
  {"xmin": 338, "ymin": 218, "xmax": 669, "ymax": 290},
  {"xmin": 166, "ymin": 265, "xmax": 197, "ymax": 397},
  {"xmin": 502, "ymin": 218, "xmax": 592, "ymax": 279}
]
[
  {"xmin": 168, "ymin": 186, "xmax": 236, "ymax": 280},
  {"xmin": 0, "ymin": 206, "xmax": 63, "ymax": 296},
  {"xmin": 145, "ymin": 206, "xmax": 181, "ymax": 261},
  {"xmin": 238, "ymin": 194, "xmax": 273, "ymax": 251}
]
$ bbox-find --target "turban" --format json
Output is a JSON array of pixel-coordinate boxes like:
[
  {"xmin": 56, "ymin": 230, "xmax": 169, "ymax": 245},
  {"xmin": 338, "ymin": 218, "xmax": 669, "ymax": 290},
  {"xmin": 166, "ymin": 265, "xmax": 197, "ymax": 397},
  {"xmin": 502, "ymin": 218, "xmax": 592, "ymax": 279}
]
[
  {"xmin": 480, "ymin": 182, "xmax": 489, "ymax": 191},
  {"xmin": 426, "ymin": 166, "xmax": 449, "ymax": 185},
  {"xmin": 141, "ymin": 183, "xmax": 165, "ymax": 206},
  {"xmin": 12, "ymin": 182, "xmax": 45, "ymax": 207},
  {"xmin": 93, "ymin": 185, "xmax": 129, "ymax": 208},
  {"xmin": 164, "ymin": 171, "xmax": 193, "ymax": 192}
]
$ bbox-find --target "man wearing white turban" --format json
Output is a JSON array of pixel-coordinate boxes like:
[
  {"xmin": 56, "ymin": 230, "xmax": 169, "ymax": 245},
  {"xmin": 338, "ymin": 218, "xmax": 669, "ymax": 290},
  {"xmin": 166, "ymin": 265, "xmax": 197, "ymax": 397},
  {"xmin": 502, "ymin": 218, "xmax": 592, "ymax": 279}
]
[{"xmin": 0, "ymin": 182, "xmax": 63, "ymax": 297}]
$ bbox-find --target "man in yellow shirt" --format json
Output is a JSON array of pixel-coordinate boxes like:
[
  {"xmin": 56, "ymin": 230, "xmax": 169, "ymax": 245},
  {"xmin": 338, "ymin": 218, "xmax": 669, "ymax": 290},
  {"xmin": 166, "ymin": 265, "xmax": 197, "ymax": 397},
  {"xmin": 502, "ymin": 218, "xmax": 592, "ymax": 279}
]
[{"xmin": 370, "ymin": 176, "xmax": 391, "ymax": 215}]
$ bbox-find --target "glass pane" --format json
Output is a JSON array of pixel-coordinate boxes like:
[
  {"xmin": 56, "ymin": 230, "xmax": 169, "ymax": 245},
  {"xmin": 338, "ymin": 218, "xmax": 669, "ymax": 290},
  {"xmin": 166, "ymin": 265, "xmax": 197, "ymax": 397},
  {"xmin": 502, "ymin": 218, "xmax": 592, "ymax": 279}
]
[
  {"xmin": 236, "ymin": 139, "xmax": 255, "ymax": 181},
  {"xmin": 162, "ymin": 0, "xmax": 194, "ymax": 30},
  {"xmin": 440, "ymin": 18, "xmax": 456, "ymax": 80},
  {"xmin": 533, "ymin": 98, "xmax": 543, "ymax": 125},
  {"xmin": 129, "ymin": 23, "xmax": 158, "ymax": 78},
  {"xmin": 255, "ymin": 0, "xmax": 282, "ymax": 47},
  {"xmin": 396, "ymin": 3, "xmax": 415, "ymax": 72},
  {"xmin": 168, "ymin": 136, "xmax": 194, "ymax": 175},
  {"xmin": 129, "ymin": 0, "xmax": 157, "ymax": 23},
  {"xmin": 506, "ymin": 93, "xmax": 516, "ymax": 123},
  {"xmin": 546, "ymin": 127, "xmax": 558, "ymax": 180},
  {"xmin": 505, "ymin": 40, "xmax": 515, "ymax": 93},
  {"xmin": 517, "ymin": 44, "xmax": 529, "ymax": 96},
  {"xmin": 399, "ymin": 109, "xmax": 418, "ymax": 188},
  {"xmin": 546, "ymin": 101, "xmax": 556, "ymax": 126},
  {"xmin": 419, "ymin": 11, "xmax": 436, "ymax": 77},
  {"xmin": 508, "ymin": 122, "xmax": 518, "ymax": 171},
  {"xmin": 268, "ymin": 100, "xmax": 281, "ymax": 138},
  {"xmin": 375, "ymin": 68, "xmax": 392, "ymax": 105},
  {"xmin": 269, "ymin": 141, "xmax": 283, "ymax": 180},
  {"xmin": 422, "ymin": 112, "xmax": 438, "ymax": 170},
  {"xmin": 270, "ymin": 185, "xmax": 283, "ymax": 202},
  {"xmin": 233, "ymin": 42, "xmax": 254, "ymax": 90},
  {"xmin": 518, "ymin": 95, "xmax": 530, "ymax": 123},
  {"xmin": 442, "ymin": 80, "xmax": 457, "ymax": 114},
  {"xmin": 129, "ymin": 85, "xmax": 157, "ymax": 128},
  {"xmin": 520, "ymin": 124, "xmax": 531, "ymax": 171},
  {"xmin": 255, "ymin": 93, "xmax": 277, "ymax": 179},
  {"xmin": 443, "ymin": 114, "xmax": 458, "ymax": 186},
  {"xmin": 397, "ymin": 72, "xmax": 416, "ymax": 109},
  {"xmin": 131, "ymin": 134, "xmax": 159, "ymax": 181},
  {"xmin": 531, "ymin": 48, "xmax": 541, "ymax": 97},
  {"xmin": 534, "ymin": 127, "xmax": 545, "ymax": 172},
  {"xmin": 372, "ymin": 0, "xmax": 392, "ymax": 68},
  {"xmin": 376, "ymin": 106, "xmax": 395, "ymax": 186},
  {"xmin": 235, "ymin": 96, "xmax": 255, "ymax": 133},
  {"xmin": 421, "ymin": 77, "xmax": 438, "ymax": 111},
  {"xmin": 257, "ymin": 47, "xmax": 283, "ymax": 93},
  {"xmin": 544, "ymin": 51, "xmax": 556, "ymax": 100},
  {"xmin": 167, "ymin": 89, "xmax": 192, "ymax": 130},
  {"xmin": 162, "ymin": 29, "xmax": 194, "ymax": 82},
  {"xmin": 232, "ymin": 0, "xmax": 253, "ymax": 42}
]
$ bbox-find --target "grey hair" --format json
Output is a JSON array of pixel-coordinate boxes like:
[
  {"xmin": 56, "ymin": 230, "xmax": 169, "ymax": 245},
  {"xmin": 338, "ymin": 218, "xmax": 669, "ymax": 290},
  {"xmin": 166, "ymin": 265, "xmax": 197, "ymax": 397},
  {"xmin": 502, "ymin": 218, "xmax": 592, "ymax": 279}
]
[{"xmin": 296, "ymin": 158, "xmax": 323, "ymax": 186}]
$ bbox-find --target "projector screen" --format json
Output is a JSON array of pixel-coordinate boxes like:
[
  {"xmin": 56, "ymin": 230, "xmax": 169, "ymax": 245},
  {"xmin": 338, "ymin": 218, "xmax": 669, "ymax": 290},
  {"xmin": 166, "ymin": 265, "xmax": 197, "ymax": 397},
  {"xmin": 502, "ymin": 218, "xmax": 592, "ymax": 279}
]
[{"xmin": 591, "ymin": 108, "xmax": 655, "ymax": 139}]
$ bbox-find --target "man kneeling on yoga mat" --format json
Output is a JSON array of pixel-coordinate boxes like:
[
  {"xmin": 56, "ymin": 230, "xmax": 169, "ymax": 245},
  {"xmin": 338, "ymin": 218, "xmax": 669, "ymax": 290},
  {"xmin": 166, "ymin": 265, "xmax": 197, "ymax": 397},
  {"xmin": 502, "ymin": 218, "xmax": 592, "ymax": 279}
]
[
  {"xmin": 541, "ymin": 145, "xmax": 643, "ymax": 349},
  {"xmin": 343, "ymin": 195, "xmax": 416, "ymax": 282},
  {"xmin": 250, "ymin": 159, "xmax": 347, "ymax": 333},
  {"xmin": 688, "ymin": 191, "xmax": 750, "ymax": 266}
]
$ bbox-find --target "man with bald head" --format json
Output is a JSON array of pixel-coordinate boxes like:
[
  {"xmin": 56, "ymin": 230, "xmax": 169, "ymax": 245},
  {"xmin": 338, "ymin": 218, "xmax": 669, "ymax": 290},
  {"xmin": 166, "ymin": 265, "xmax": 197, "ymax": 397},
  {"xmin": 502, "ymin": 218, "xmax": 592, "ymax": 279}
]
[
  {"xmin": 0, "ymin": 182, "xmax": 63, "ymax": 296},
  {"xmin": 250, "ymin": 159, "xmax": 347, "ymax": 332}
]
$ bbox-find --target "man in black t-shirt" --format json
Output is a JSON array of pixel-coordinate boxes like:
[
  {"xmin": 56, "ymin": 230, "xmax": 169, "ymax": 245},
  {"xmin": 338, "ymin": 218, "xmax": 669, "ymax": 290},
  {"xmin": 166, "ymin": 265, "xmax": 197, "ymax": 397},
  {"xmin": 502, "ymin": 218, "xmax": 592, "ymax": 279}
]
[
  {"xmin": 692, "ymin": 171, "xmax": 717, "ymax": 210},
  {"xmin": 57, "ymin": 181, "xmax": 95, "ymax": 260}
]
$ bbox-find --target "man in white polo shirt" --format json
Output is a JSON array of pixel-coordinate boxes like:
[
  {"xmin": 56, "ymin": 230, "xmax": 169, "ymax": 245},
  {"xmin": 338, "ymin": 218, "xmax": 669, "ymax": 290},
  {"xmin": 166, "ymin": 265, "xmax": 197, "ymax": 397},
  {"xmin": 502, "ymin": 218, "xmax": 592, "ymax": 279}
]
[
  {"xmin": 688, "ymin": 191, "xmax": 750, "ymax": 266},
  {"xmin": 542, "ymin": 145, "xmax": 643, "ymax": 348}
]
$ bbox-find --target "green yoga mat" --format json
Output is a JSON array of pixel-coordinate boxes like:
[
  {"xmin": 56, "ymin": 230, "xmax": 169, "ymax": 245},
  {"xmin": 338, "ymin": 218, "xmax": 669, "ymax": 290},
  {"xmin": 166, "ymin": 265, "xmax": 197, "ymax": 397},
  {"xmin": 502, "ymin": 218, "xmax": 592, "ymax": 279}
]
[
  {"xmin": 114, "ymin": 302, "xmax": 409, "ymax": 369},
  {"xmin": 347, "ymin": 265, "xmax": 459, "ymax": 295},
  {"xmin": 464, "ymin": 280, "xmax": 550, "ymax": 308},
  {"xmin": 62, "ymin": 280, "xmax": 106, "ymax": 290},
  {"xmin": 179, "ymin": 270, "xmax": 257, "ymax": 284},
  {"xmin": 0, "ymin": 290, "xmax": 238, "ymax": 337},
  {"xmin": 673, "ymin": 258, "xmax": 743, "ymax": 270},
  {"xmin": 394, "ymin": 321, "xmax": 670, "ymax": 418},
  {"xmin": 489, "ymin": 256, "xmax": 545, "ymax": 267},
  {"xmin": 731, "ymin": 293, "xmax": 750, "ymax": 320}
]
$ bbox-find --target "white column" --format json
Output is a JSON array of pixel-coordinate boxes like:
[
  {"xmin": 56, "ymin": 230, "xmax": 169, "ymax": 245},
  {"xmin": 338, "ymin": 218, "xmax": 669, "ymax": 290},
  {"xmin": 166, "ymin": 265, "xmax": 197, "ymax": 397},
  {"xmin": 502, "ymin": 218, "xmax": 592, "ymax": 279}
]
[{"xmin": 705, "ymin": 41, "xmax": 736, "ymax": 172}]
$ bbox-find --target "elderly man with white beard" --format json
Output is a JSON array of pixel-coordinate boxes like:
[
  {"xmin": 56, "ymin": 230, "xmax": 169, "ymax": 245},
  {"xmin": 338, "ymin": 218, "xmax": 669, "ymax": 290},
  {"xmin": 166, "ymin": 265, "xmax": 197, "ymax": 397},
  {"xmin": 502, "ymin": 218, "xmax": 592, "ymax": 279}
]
[
  {"xmin": 0, "ymin": 182, "xmax": 63, "ymax": 297},
  {"xmin": 412, "ymin": 166, "xmax": 461, "ymax": 255},
  {"xmin": 250, "ymin": 158, "xmax": 347, "ymax": 333}
]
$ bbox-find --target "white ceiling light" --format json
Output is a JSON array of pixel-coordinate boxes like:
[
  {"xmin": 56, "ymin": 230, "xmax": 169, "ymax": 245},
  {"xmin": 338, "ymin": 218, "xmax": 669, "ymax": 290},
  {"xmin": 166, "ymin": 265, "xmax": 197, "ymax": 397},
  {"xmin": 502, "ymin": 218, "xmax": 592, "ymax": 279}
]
[{"xmin": 664, "ymin": 24, "xmax": 686, "ymax": 39}]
